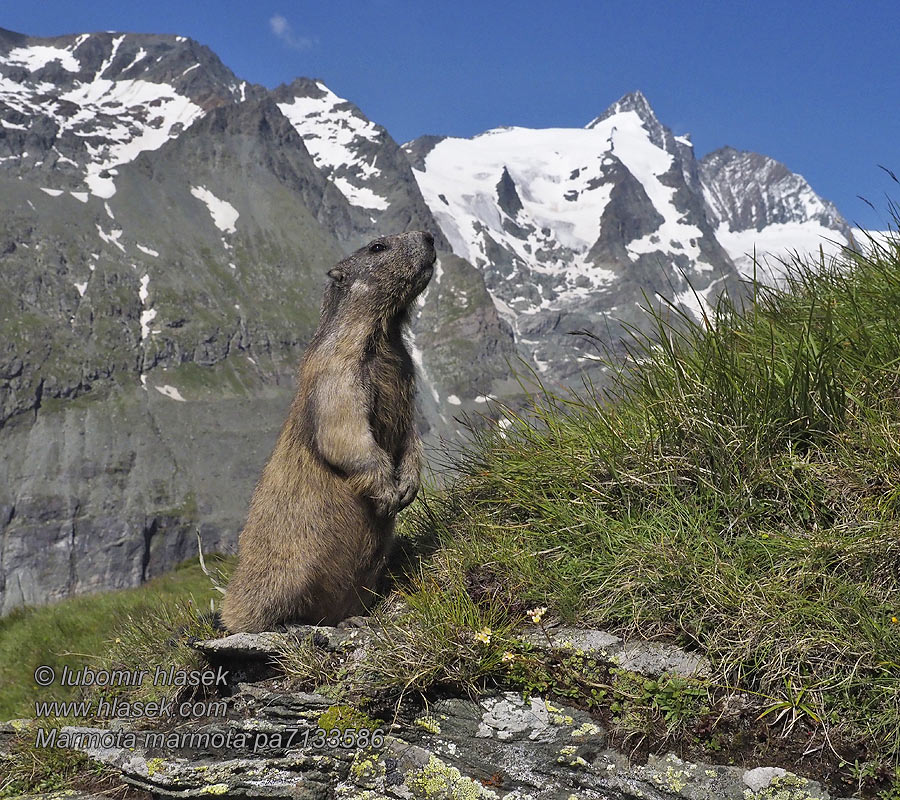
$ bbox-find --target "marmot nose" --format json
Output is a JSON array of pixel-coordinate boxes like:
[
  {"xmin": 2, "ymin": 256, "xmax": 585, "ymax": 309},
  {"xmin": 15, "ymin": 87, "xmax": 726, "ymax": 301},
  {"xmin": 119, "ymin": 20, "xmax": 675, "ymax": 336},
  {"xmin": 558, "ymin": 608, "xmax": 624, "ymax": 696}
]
[{"xmin": 421, "ymin": 231, "xmax": 434, "ymax": 247}]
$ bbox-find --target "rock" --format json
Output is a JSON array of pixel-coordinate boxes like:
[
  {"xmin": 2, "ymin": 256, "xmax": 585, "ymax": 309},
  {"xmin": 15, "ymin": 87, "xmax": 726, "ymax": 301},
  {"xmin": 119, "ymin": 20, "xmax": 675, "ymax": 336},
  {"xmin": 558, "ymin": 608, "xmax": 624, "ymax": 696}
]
[
  {"xmin": 741, "ymin": 767, "xmax": 831, "ymax": 799},
  {"xmin": 616, "ymin": 641, "xmax": 710, "ymax": 678},
  {"xmin": 519, "ymin": 625, "xmax": 623, "ymax": 655},
  {"xmin": 57, "ymin": 686, "xmax": 842, "ymax": 800},
  {"xmin": 16, "ymin": 793, "xmax": 118, "ymax": 800},
  {"xmin": 0, "ymin": 623, "xmax": 827, "ymax": 799},
  {"xmin": 194, "ymin": 631, "xmax": 293, "ymax": 660},
  {"xmin": 194, "ymin": 624, "xmax": 374, "ymax": 660},
  {"xmin": 519, "ymin": 625, "xmax": 710, "ymax": 678},
  {"xmin": 744, "ymin": 766, "xmax": 789, "ymax": 792}
]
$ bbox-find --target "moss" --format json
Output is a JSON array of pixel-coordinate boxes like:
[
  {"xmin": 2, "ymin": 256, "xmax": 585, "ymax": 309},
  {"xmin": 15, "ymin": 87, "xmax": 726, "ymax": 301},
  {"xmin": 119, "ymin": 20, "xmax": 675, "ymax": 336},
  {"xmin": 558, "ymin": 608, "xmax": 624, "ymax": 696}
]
[
  {"xmin": 405, "ymin": 754, "xmax": 497, "ymax": 800},
  {"xmin": 199, "ymin": 784, "xmax": 230, "ymax": 795},
  {"xmin": 317, "ymin": 704, "xmax": 380, "ymax": 734}
]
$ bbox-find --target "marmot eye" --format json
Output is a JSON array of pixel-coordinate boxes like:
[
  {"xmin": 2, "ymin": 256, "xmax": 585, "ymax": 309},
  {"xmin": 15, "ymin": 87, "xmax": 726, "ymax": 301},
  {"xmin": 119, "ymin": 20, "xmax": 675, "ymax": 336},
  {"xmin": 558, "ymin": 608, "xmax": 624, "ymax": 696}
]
[{"xmin": 369, "ymin": 241, "xmax": 387, "ymax": 254}]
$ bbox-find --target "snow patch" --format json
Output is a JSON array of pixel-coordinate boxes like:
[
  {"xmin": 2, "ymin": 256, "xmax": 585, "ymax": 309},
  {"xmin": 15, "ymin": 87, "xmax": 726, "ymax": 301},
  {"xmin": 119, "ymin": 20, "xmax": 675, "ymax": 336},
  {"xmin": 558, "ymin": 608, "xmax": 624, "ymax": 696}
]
[
  {"xmin": 138, "ymin": 273, "xmax": 157, "ymax": 340},
  {"xmin": 190, "ymin": 185, "xmax": 239, "ymax": 233},
  {"xmin": 331, "ymin": 177, "xmax": 389, "ymax": 210},
  {"xmin": 30, "ymin": 67, "xmax": 207, "ymax": 198},
  {"xmin": 40, "ymin": 188, "xmax": 64, "ymax": 197},
  {"xmin": 140, "ymin": 308, "xmax": 157, "ymax": 340},
  {"xmin": 96, "ymin": 224, "xmax": 125, "ymax": 252},
  {"xmin": 155, "ymin": 385, "xmax": 185, "ymax": 401},
  {"xmin": 138, "ymin": 273, "xmax": 150, "ymax": 303},
  {"xmin": 73, "ymin": 281, "xmax": 87, "ymax": 296},
  {"xmin": 407, "ymin": 333, "xmax": 439, "ymax": 404},
  {"xmin": 276, "ymin": 82, "xmax": 391, "ymax": 210},
  {"xmin": 4, "ymin": 45, "xmax": 81, "ymax": 73},
  {"xmin": 447, "ymin": 394, "xmax": 461, "ymax": 405},
  {"xmin": 136, "ymin": 243, "xmax": 159, "ymax": 257},
  {"xmin": 715, "ymin": 221, "xmax": 851, "ymax": 284}
]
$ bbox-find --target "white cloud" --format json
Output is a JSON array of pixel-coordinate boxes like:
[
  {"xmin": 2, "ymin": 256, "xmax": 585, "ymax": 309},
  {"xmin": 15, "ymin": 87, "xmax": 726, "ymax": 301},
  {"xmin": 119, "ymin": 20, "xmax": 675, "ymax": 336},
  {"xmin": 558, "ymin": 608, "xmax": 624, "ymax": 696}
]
[{"xmin": 269, "ymin": 14, "xmax": 314, "ymax": 50}]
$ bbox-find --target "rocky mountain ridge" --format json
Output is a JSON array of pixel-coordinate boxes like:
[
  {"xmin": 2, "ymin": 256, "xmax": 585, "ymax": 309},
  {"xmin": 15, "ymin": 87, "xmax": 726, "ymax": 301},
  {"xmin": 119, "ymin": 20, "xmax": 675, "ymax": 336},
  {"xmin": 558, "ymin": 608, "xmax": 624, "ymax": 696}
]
[{"xmin": 0, "ymin": 28, "xmax": 855, "ymax": 613}]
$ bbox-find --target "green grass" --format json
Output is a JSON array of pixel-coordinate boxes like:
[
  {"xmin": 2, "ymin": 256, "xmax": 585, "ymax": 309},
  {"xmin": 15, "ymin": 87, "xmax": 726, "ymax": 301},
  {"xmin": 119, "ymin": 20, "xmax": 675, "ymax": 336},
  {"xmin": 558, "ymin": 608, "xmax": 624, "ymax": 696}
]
[
  {"xmin": 359, "ymin": 219, "xmax": 900, "ymax": 779},
  {"xmin": 0, "ymin": 557, "xmax": 229, "ymax": 721}
]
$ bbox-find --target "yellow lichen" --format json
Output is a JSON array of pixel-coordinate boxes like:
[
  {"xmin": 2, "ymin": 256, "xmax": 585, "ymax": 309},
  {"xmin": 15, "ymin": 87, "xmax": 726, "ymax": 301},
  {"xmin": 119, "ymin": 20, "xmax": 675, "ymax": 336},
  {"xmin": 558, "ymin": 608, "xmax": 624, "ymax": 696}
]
[
  {"xmin": 199, "ymin": 784, "xmax": 229, "ymax": 795},
  {"xmin": 556, "ymin": 745, "xmax": 589, "ymax": 768},
  {"xmin": 571, "ymin": 722, "xmax": 601, "ymax": 737},
  {"xmin": 415, "ymin": 714, "xmax": 442, "ymax": 734},
  {"xmin": 405, "ymin": 754, "xmax": 497, "ymax": 800},
  {"xmin": 350, "ymin": 750, "xmax": 385, "ymax": 785},
  {"xmin": 146, "ymin": 758, "xmax": 166, "ymax": 777},
  {"xmin": 742, "ymin": 774, "xmax": 821, "ymax": 800}
]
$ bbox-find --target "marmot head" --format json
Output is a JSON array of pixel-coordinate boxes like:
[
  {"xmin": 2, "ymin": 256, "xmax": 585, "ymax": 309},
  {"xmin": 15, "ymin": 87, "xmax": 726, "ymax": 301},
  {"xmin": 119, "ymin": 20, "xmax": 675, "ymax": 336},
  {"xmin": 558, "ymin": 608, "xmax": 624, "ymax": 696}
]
[{"xmin": 321, "ymin": 231, "xmax": 436, "ymax": 323}]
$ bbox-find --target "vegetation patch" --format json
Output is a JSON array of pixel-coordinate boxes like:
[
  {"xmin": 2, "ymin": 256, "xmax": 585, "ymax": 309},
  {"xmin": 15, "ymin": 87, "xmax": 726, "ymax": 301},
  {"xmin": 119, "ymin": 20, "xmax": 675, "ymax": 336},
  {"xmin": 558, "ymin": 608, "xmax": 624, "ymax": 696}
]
[
  {"xmin": 354, "ymin": 220, "xmax": 900, "ymax": 797},
  {"xmin": 0, "ymin": 557, "xmax": 231, "ymax": 720},
  {"xmin": 0, "ymin": 721, "xmax": 124, "ymax": 798}
]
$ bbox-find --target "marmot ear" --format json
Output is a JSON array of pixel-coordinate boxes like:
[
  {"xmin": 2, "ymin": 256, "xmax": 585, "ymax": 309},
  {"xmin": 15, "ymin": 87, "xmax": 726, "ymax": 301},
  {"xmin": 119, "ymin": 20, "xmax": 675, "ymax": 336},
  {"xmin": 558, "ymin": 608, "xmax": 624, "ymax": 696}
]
[{"xmin": 327, "ymin": 268, "xmax": 346, "ymax": 285}]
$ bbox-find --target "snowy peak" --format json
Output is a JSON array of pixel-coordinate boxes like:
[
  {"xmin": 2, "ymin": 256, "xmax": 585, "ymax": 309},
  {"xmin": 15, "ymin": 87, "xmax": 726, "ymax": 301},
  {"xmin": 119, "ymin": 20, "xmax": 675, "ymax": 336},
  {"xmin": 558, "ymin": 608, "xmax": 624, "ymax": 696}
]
[
  {"xmin": 0, "ymin": 29, "xmax": 252, "ymax": 198},
  {"xmin": 0, "ymin": 29, "xmax": 248, "ymax": 107},
  {"xmin": 268, "ymin": 78, "xmax": 447, "ymax": 249},
  {"xmin": 698, "ymin": 146, "xmax": 852, "ymax": 281},
  {"xmin": 404, "ymin": 94, "xmax": 741, "ymax": 378},
  {"xmin": 588, "ymin": 90, "xmax": 668, "ymax": 151},
  {"xmin": 700, "ymin": 146, "xmax": 849, "ymax": 235},
  {"xmin": 272, "ymin": 77, "xmax": 393, "ymax": 211}
]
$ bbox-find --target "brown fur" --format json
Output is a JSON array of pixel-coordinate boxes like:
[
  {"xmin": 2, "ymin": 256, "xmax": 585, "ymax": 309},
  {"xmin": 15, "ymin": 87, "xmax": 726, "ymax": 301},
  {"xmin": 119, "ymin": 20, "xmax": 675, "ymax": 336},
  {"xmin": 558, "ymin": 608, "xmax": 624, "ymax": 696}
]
[{"xmin": 221, "ymin": 231, "xmax": 436, "ymax": 632}]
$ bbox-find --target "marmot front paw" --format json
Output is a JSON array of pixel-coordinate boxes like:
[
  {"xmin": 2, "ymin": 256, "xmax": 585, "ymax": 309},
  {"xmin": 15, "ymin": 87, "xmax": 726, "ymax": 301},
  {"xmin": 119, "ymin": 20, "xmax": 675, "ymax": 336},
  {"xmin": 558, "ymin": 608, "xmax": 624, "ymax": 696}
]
[
  {"xmin": 371, "ymin": 484, "xmax": 402, "ymax": 517},
  {"xmin": 395, "ymin": 475, "xmax": 420, "ymax": 512}
]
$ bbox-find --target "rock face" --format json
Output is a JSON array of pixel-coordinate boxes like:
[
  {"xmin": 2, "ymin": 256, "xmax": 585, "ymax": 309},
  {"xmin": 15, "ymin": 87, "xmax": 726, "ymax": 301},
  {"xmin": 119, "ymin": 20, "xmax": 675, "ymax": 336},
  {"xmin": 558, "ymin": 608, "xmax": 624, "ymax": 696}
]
[
  {"xmin": 698, "ymin": 146, "xmax": 854, "ymax": 279},
  {"xmin": 0, "ymin": 29, "xmax": 856, "ymax": 612},
  {"xmin": 41, "ymin": 625, "xmax": 843, "ymax": 800}
]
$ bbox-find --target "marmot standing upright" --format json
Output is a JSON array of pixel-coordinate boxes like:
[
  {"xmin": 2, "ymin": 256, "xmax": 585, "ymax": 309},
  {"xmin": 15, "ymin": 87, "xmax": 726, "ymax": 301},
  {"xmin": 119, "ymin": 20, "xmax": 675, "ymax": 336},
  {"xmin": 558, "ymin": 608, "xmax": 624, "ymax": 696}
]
[{"xmin": 221, "ymin": 230, "xmax": 436, "ymax": 633}]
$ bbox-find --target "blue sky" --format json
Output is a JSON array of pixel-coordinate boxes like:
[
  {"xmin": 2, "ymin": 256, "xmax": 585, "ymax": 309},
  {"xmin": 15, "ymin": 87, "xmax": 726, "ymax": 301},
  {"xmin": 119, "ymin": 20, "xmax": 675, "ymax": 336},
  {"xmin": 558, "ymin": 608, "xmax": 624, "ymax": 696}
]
[{"xmin": 4, "ymin": 1, "xmax": 898, "ymax": 230}]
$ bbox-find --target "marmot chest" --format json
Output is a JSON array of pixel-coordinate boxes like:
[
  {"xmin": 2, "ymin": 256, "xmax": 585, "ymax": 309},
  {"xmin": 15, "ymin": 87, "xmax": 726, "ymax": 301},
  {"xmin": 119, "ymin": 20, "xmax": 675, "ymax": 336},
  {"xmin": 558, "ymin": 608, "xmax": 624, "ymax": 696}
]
[{"xmin": 364, "ymin": 341, "xmax": 414, "ymax": 459}]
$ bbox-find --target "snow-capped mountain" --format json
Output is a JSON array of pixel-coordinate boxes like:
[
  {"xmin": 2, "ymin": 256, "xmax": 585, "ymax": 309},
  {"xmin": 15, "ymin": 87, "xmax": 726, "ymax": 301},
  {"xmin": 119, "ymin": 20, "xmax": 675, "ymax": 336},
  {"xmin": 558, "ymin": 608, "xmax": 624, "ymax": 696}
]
[
  {"xmin": 0, "ymin": 28, "xmax": 253, "ymax": 197},
  {"xmin": 700, "ymin": 146, "xmax": 853, "ymax": 279},
  {"xmin": 406, "ymin": 91, "xmax": 853, "ymax": 373}
]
